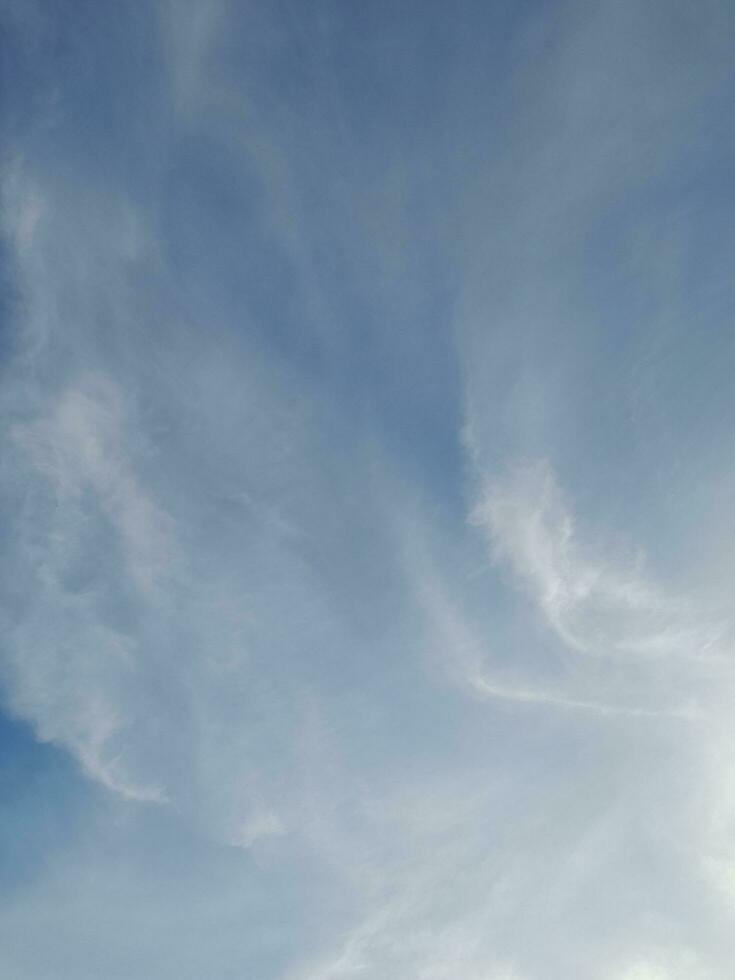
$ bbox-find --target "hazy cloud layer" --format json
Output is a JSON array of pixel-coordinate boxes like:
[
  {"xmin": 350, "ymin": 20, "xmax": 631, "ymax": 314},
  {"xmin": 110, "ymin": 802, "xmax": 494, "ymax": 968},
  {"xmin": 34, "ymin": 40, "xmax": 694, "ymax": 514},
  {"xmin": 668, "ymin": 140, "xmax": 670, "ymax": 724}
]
[{"xmin": 2, "ymin": 1, "xmax": 735, "ymax": 978}]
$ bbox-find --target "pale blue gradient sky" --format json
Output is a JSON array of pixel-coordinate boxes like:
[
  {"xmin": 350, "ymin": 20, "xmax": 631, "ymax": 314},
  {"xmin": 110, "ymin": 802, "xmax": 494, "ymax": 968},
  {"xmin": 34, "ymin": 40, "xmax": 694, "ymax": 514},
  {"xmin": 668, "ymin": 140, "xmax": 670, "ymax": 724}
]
[{"xmin": 2, "ymin": 2, "xmax": 735, "ymax": 978}]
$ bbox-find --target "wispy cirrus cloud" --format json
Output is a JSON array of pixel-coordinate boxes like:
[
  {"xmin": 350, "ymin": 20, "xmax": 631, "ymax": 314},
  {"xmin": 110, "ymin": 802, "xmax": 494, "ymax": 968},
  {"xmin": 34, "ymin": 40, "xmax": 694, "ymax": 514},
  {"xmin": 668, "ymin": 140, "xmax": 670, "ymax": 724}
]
[
  {"xmin": 3, "ymin": 1, "xmax": 735, "ymax": 979},
  {"xmin": 471, "ymin": 459, "xmax": 723, "ymax": 662}
]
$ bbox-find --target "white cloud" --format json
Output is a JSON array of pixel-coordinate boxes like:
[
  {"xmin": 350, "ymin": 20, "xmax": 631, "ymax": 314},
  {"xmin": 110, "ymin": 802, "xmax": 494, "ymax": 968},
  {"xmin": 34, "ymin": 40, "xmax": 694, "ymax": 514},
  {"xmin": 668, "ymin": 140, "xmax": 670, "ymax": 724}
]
[
  {"xmin": 4, "ymin": 1, "xmax": 735, "ymax": 977},
  {"xmin": 13, "ymin": 374, "xmax": 178, "ymax": 595},
  {"xmin": 471, "ymin": 460, "xmax": 721, "ymax": 662}
]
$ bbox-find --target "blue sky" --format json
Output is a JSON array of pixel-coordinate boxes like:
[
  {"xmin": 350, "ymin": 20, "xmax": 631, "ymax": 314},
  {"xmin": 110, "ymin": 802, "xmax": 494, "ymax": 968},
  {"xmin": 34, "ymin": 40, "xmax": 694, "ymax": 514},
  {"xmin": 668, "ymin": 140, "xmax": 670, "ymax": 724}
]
[{"xmin": 2, "ymin": 1, "xmax": 735, "ymax": 977}]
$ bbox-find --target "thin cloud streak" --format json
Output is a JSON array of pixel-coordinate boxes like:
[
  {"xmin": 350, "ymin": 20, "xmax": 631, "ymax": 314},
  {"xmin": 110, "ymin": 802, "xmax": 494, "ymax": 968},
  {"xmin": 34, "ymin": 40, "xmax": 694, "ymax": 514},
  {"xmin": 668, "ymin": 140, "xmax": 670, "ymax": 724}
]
[{"xmin": 469, "ymin": 673, "xmax": 696, "ymax": 721}]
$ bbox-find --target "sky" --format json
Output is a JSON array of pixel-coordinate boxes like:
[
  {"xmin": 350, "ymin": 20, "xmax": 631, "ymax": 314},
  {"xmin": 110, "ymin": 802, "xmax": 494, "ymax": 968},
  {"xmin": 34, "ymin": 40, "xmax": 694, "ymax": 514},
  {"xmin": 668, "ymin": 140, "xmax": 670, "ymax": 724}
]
[{"xmin": 2, "ymin": 1, "xmax": 735, "ymax": 977}]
